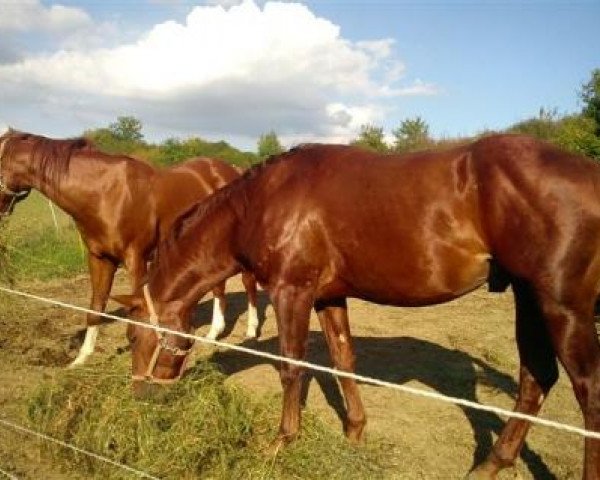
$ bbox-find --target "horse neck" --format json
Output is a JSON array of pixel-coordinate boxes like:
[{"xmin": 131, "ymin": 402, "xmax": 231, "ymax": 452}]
[
  {"xmin": 16, "ymin": 148, "xmax": 85, "ymax": 217},
  {"xmin": 23, "ymin": 148, "xmax": 151, "ymax": 221},
  {"xmin": 151, "ymin": 196, "xmax": 242, "ymax": 320}
]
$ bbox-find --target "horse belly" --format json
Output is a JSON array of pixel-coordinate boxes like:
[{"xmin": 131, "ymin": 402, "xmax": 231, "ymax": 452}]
[{"xmin": 336, "ymin": 244, "xmax": 491, "ymax": 307}]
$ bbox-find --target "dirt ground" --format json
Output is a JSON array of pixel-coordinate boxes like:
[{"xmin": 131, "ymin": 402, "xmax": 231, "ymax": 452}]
[{"xmin": 0, "ymin": 271, "xmax": 588, "ymax": 479}]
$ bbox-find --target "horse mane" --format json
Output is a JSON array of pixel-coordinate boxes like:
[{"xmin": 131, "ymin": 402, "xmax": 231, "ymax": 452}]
[
  {"xmin": 3, "ymin": 131, "xmax": 97, "ymax": 187},
  {"xmin": 170, "ymin": 143, "xmax": 325, "ymax": 242}
]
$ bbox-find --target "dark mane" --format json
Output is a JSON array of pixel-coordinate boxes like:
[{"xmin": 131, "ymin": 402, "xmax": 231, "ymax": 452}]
[{"xmin": 3, "ymin": 131, "xmax": 97, "ymax": 186}]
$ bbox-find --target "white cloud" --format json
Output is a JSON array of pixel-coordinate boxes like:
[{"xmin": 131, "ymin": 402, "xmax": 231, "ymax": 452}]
[
  {"xmin": 0, "ymin": 0, "xmax": 92, "ymax": 33},
  {"xmin": 392, "ymin": 79, "xmax": 439, "ymax": 97},
  {"xmin": 0, "ymin": 0, "xmax": 437, "ymax": 145}
]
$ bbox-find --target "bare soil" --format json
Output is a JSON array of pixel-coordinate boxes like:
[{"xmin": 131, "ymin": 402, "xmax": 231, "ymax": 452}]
[{"xmin": 0, "ymin": 272, "xmax": 587, "ymax": 479}]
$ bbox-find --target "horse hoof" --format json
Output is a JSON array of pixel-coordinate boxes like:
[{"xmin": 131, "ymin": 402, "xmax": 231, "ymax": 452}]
[
  {"xmin": 464, "ymin": 467, "xmax": 495, "ymax": 480},
  {"xmin": 66, "ymin": 359, "xmax": 83, "ymax": 369},
  {"xmin": 265, "ymin": 437, "xmax": 286, "ymax": 457},
  {"xmin": 206, "ymin": 328, "xmax": 223, "ymax": 341},
  {"xmin": 265, "ymin": 433, "xmax": 296, "ymax": 457},
  {"xmin": 345, "ymin": 427, "xmax": 365, "ymax": 445}
]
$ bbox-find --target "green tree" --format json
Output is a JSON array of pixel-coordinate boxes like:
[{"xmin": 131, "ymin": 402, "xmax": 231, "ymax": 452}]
[
  {"xmin": 507, "ymin": 107, "xmax": 600, "ymax": 160},
  {"xmin": 156, "ymin": 136, "xmax": 258, "ymax": 167},
  {"xmin": 351, "ymin": 124, "xmax": 388, "ymax": 152},
  {"xmin": 508, "ymin": 108, "xmax": 561, "ymax": 141},
  {"xmin": 84, "ymin": 116, "xmax": 145, "ymax": 155},
  {"xmin": 554, "ymin": 115, "xmax": 600, "ymax": 159},
  {"xmin": 580, "ymin": 69, "xmax": 600, "ymax": 135},
  {"xmin": 257, "ymin": 131, "xmax": 284, "ymax": 159},
  {"xmin": 109, "ymin": 116, "xmax": 144, "ymax": 142},
  {"xmin": 392, "ymin": 117, "xmax": 431, "ymax": 153}
]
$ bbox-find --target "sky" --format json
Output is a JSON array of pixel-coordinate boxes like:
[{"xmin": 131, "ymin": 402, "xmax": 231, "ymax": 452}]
[{"xmin": 0, "ymin": 0, "xmax": 598, "ymax": 151}]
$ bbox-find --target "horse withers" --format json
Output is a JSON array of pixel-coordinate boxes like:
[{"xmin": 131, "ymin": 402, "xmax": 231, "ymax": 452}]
[
  {"xmin": 117, "ymin": 135, "xmax": 600, "ymax": 479},
  {"xmin": 0, "ymin": 129, "xmax": 259, "ymax": 367}
]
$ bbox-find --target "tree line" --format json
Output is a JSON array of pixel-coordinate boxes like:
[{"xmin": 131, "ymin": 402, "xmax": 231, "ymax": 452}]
[
  {"xmin": 84, "ymin": 119, "xmax": 282, "ymax": 167},
  {"xmin": 84, "ymin": 69, "xmax": 599, "ymax": 167},
  {"xmin": 351, "ymin": 69, "xmax": 600, "ymax": 159}
]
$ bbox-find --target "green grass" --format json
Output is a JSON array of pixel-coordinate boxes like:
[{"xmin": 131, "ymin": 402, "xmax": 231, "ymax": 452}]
[
  {"xmin": 1, "ymin": 191, "xmax": 86, "ymax": 280},
  {"xmin": 28, "ymin": 357, "xmax": 389, "ymax": 479}
]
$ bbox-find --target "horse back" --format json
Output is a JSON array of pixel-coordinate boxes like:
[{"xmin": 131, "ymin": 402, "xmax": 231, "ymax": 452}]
[{"xmin": 155, "ymin": 157, "xmax": 242, "ymax": 237}]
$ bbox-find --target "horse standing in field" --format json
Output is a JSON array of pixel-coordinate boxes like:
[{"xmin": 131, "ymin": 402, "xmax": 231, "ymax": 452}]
[
  {"xmin": 0, "ymin": 129, "xmax": 259, "ymax": 367},
  {"xmin": 118, "ymin": 134, "xmax": 600, "ymax": 479}
]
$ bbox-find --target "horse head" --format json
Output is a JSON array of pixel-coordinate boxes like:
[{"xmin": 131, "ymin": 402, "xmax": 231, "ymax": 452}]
[
  {"xmin": 113, "ymin": 286, "xmax": 194, "ymax": 398},
  {"xmin": 0, "ymin": 129, "xmax": 31, "ymax": 217}
]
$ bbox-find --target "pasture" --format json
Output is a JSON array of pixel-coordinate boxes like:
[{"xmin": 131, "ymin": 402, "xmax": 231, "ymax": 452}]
[{"xmin": 0, "ymin": 193, "xmax": 588, "ymax": 478}]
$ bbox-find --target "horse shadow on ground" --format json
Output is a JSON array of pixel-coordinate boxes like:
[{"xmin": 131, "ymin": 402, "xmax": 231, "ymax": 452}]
[{"xmin": 190, "ymin": 291, "xmax": 556, "ymax": 479}]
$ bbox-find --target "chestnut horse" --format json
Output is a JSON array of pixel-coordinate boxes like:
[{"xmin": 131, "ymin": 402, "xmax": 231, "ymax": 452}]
[
  {"xmin": 119, "ymin": 134, "xmax": 600, "ymax": 478},
  {"xmin": 0, "ymin": 129, "xmax": 259, "ymax": 367}
]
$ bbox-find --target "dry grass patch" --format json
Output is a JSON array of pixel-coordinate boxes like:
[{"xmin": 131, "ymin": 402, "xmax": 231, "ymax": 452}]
[{"xmin": 27, "ymin": 357, "xmax": 390, "ymax": 479}]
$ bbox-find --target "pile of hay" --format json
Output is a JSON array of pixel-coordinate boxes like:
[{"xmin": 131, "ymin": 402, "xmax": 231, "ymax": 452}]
[{"xmin": 27, "ymin": 357, "xmax": 389, "ymax": 479}]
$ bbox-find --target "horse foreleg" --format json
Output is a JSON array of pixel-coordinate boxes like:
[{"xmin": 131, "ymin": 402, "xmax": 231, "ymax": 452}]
[
  {"xmin": 271, "ymin": 284, "xmax": 313, "ymax": 446},
  {"xmin": 68, "ymin": 254, "xmax": 117, "ymax": 368},
  {"xmin": 242, "ymin": 270, "xmax": 259, "ymax": 338},
  {"xmin": 315, "ymin": 298, "xmax": 366, "ymax": 443},
  {"xmin": 206, "ymin": 281, "xmax": 226, "ymax": 340},
  {"xmin": 468, "ymin": 280, "xmax": 558, "ymax": 479}
]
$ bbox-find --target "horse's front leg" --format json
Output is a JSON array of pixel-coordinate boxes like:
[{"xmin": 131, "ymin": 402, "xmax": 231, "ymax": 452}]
[
  {"xmin": 206, "ymin": 281, "xmax": 227, "ymax": 340},
  {"xmin": 242, "ymin": 270, "xmax": 259, "ymax": 338},
  {"xmin": 270, "ymin": 283, "xmax": 313, "ymax": 446},
  {"xmin": 68, "ymin": 253, "xmax": 117, "ymax": 368}
]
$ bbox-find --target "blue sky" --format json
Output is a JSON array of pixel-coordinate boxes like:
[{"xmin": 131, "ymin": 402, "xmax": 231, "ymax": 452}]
[
  {"xmin": 0, "ymin": 0, "xmax": 598, "ymax": 150},
  {"xmin": 309, "ymin": 1, "xmax": 599, "ymax": 135}
]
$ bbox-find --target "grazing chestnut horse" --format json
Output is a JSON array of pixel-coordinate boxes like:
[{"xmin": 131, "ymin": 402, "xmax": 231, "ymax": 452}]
[
  {"xmin": 0, "ymin": 129, "xmax": 259, "ymax": 367},
  {"xmin": 119, "ymin": 134, "xmax": 600, "ymax": 479}
]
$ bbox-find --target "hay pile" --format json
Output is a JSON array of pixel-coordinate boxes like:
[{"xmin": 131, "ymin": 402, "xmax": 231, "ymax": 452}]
[{"xmin": 27, "ymin": 357, "xmax": 388, "ymax": 479}]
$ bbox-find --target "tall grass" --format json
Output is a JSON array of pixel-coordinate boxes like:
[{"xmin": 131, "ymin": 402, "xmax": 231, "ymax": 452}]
[
  {"xmin": 1, "ymin": 192, "xmax": 86, "ymax": 280},
  {"xmin": 28, "ymin": 357, "xmax": 389, "ymax": 479}
]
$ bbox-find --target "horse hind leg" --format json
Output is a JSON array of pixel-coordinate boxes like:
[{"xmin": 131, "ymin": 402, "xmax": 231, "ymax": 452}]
[
  {"xmin": 468, "ymin": 279, "xmax": 558, "ymax": 479},
  {"xmin": 315, "ymin": 298, "xmax": 366, "ymax": 443},
  {"xmin": 68, "ymin": 254, "xmax": 117, "ymax": 368},
  {"xmin": 206, "ymin": 281, "xmax": 226, "ymax": 340},
  {"xmin": 535, "ymin": 289, "xmax": 600, "ymax": 479},
  {"xmin": 242, "ymin": 270, "xmax": 259, "ymax": 338}
]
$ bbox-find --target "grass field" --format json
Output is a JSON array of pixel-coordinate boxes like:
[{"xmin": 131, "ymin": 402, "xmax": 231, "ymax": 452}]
[{"xmin": 0, "ymin": 191, "xmax": 86, "ymax": 281}]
